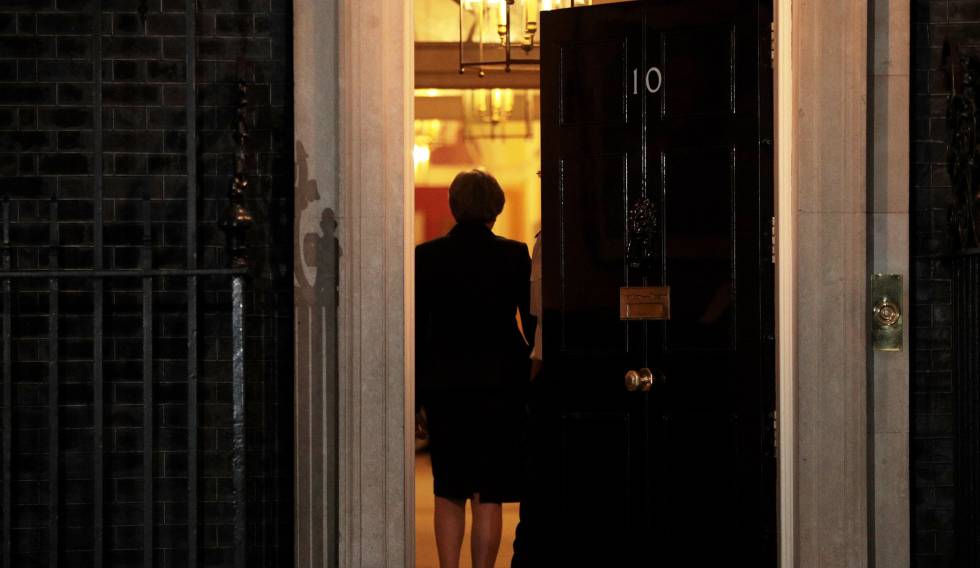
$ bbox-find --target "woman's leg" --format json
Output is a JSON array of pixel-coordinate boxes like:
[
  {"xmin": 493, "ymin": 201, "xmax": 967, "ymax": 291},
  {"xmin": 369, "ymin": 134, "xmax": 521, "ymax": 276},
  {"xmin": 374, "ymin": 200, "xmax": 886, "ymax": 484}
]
[
  {"xmin": 470, "ymin": 493, "xmax": 502, "ymax": 568},
  {"xmin": 434, "ymin": 496, "xmax": 467, "ymax": 568}
]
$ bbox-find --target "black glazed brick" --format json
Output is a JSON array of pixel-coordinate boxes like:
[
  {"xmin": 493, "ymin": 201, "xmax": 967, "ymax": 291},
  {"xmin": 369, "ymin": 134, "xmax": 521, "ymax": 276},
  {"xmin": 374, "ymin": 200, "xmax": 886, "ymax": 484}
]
[
  {"xmin": 102, "ymin": 37, "xmax": 162, "ymax": 59},
  {"xmin": 145, "ymin": 14, "xmax": 185, "ymax": 36},
  {"xmin": 57, "ymin": 84, "xmax": 93, "ymax": 105},
  {"xmin": 36, "ymin": 60, "xmax": 94, "ymax": 82},
  {"xmin": 0, "ymin": 37, "xmax": 56, "ymax": 58},
  {"xmin": 112, "ymin": 13, "xmax": 143, "ymax": 35},
  {"xmin": 102, "ymin": 84, "xmax": 161, "ymax": 106},
  {"xmin": 38, "ymin": 153, "xmax": 91, "ymax": 175},
  {"xmin": 146, "ymin": 60, "xmax": 185, "ymax": 82},
  {"xmin": 0, "ymin": 0, "xmax": 294, "ymax": 561},
  {"xmin": 37, "ymin": 108, "xmax": 93, "ymax": 130},
  {"xmin": 55, "ymin": 36, "xmax": 90, "ymax": 58},
  {"xmin": 111, "ymin": 60, "xmax": 143, "ymax": 81},
  {"xmin": 912, "ymin": 1, "xmax": 965, "ymax": 566},
  {"xmin": 35, "ymin": 13, "xmax": 94, "ymax": 34},
  {"xmin": 0, "ymin": 85, "xmax": 56, "ymax": 105}
]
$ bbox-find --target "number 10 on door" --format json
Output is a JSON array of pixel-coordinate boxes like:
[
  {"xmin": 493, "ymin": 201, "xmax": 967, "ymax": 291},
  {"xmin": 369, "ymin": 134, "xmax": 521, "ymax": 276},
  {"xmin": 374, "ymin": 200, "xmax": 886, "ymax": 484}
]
[{"xmin": 633, "ymin": 67, "xmax": 663, "ymax": 94}]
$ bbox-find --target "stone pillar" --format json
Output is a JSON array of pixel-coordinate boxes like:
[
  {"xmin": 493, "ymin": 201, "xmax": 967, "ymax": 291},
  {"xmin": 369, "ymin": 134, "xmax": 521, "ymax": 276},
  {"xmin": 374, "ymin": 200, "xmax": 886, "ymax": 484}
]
[
  {"xmin": 293, "ymin": 0, "xmax": 413, "ymax": 565},
  {"xmin": 335, "ymin": 0, "xmax": 414, "ymax": 566},
  {"xmin": 791, "ymin": 0, "xmax": 871, "ymax": 564},
  {"xmin": 870, "ymin": 0, "xmax": 911, "ymax": 565}
]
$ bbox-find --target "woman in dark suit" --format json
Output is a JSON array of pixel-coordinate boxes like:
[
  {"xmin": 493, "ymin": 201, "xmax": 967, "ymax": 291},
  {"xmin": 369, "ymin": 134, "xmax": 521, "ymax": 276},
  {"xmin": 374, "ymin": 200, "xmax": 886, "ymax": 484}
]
[{"xmin": 416, "ymin": 170, "xmax": 533, "ymax": 568}]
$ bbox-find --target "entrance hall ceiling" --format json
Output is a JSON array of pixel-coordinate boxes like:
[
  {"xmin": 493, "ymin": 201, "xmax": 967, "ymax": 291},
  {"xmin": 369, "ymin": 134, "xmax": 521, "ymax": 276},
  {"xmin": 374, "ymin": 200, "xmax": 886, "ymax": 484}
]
[
  {"xmin": 415, "ymin": 0, "xmax": 627, "ymax": 37},
  {"xmin": 415, "ymin": 0, "xmax": 462, "ymax": 43},
  {"xmin": 414, "ymin": 0, "xmax": 630, "ymax": 88},
  {"xmin": 415, "ymin": 0, "xmax": 540, "ymax": 88}
]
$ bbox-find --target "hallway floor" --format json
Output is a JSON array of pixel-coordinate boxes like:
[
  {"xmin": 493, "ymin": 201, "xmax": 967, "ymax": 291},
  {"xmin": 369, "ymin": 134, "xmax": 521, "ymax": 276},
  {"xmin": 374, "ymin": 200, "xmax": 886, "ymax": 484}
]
[{"xmin": 415, "ymin": 452, "xmax": 520, "ymax": 568}]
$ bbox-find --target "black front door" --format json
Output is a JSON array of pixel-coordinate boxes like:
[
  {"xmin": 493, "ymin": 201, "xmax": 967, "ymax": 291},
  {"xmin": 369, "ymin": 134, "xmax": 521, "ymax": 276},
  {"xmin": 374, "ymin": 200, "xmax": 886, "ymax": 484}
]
[{"xmin": 539, "ymin": 1, "xmax": 775, "ymax": 565}]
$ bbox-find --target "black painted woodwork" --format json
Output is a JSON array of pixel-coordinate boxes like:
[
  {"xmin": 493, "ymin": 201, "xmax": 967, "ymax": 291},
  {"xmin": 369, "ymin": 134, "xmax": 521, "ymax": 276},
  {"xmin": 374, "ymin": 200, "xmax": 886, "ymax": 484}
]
[{"xmin": 538, "ymin": 1, "xmax": 775, "ymax": 565}]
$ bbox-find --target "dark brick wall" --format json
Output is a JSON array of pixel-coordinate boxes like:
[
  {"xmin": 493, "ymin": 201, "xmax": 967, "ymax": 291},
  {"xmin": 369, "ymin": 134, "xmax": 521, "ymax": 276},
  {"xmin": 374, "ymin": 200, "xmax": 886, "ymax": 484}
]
[
  {"xmin": 0, "ymin": 0, "xmax": 293, "ymax": 565},
  {"xmin": 911, "ymin": 1, "xmax": 970, "ymax": 566}
]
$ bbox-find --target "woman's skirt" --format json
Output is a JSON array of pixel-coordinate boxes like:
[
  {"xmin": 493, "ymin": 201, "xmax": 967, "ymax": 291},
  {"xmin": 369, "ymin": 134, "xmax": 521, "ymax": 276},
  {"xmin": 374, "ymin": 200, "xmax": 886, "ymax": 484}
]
[{"xmin": 423, "ymin": 387, "xmax": 525, "ymax": 504}]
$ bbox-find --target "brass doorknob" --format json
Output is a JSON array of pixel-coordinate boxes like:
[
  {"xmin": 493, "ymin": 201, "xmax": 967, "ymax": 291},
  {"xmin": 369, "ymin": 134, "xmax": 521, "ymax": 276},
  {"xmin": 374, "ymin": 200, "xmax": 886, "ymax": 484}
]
[{"xmin": 625, "ymin": 368, "xmax": 654, "ymax": 392}]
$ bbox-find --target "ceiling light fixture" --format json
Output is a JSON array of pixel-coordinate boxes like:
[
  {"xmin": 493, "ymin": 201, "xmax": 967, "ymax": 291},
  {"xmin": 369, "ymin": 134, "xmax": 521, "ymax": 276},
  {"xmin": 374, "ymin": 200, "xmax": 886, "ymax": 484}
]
[
  {"xmin": 465, "ymin": 89, "xmax": 535, "ymax": 140},
  {"xmin": 458, "ymin": 0, "xmax": 591, "ymax": 75}
]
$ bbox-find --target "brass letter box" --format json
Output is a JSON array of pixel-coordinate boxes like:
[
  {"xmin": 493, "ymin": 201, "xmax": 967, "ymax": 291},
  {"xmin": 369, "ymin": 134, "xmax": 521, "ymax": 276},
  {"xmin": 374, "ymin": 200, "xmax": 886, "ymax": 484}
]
[{"xmin": 620, "ymin": 286, "xmax": 671, "ymax": 321}]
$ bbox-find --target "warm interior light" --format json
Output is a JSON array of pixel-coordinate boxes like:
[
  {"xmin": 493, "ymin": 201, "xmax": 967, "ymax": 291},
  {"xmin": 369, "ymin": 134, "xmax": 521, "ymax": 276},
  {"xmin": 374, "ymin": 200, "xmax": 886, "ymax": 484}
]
[
  {"xmin": 525, "ymin": 0, "xmax": 538, "ymax": 32},
  {"xmin": 414, "ymin": 119, "xmax": 444, "ymax": 173},
  {"xmin": 472, "ymin": 89, "xmax": 518, "ymax": 125},
  {"xmin": 474, "ymin": 90, "xmax": 487, "ymax": 116},
  {"xmin": 461, "ymin": 0, "xmax": 586, "ymax": 73},
  {"xmin": 491, "ymin": 89, "xmax": 504, "ymax": 122},
  {"xmin": 538, "ymin": 0, "xmax": 593, "ymax": 7},
  {"xmin": 413, "ymin": 144, "xmax": 431, "ymax": 171},
  {"xmin": 521, "ymin": 0, "xmax": 537, "ymax": 51},
  {"xmin": 496, "ymin": 0, "xmax": 508, "ymax": 44}
]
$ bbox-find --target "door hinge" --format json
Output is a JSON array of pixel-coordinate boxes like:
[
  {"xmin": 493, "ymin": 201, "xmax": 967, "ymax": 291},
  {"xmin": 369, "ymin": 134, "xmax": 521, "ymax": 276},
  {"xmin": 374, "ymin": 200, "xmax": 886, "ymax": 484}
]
[
  {"xmin": 771, "ymin": 410, "xmax": 779, "ymax": 451},
  {"xmin": 770, "ymin": 216, "xmax": 776, "ymax": 264},
  {"xmin": 769, "ymin": 22, "xmax": 776, "ymax": 63}
]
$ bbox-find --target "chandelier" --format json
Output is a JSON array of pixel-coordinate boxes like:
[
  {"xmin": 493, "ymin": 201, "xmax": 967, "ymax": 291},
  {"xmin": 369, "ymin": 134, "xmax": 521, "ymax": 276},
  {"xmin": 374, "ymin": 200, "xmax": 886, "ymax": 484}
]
[
  {"xmin": 458, "ymin": 0, "xmax": 592, "ymax": 75},
  {"xmin": 475, "ymin": 88, "xmax": 515, "ymax": 123},
  {"xmin": 465, "ymin": 88, "xmax": 536, "ymax": 140}
]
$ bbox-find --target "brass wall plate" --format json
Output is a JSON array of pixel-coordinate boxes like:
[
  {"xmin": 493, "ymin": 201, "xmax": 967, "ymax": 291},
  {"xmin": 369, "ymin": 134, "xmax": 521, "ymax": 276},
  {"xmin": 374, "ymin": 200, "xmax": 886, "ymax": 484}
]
[
  {"xmin": 620, "ymin": 286, "xmax": 670, "ymax": 320},
  {"xmin": 871, "ymin": 274, "xmax": 903, "ymax": 352}
]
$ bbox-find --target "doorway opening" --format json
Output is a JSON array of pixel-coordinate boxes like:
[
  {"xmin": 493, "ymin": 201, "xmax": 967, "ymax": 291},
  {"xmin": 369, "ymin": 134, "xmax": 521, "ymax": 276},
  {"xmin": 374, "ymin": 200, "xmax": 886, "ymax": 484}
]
[
  {"xmin": 411, "ymin": 86, "xmax": 542, "ymax": 568},
  {"xmin": 412, "ymin": 2, "xmax": 550, "ymax": 566},
  {"xmin": 408, "ymin": 1, "xmax": 778, "ymax": 567}
]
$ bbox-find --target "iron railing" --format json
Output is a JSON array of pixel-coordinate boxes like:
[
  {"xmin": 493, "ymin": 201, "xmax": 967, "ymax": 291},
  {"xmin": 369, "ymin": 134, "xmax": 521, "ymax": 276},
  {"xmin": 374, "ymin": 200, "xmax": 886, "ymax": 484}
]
[
  {"xmin": 945, "ymin": 42, "xmax": 980, "ymax": 566},
  {"xmin": 0, "ymin": 40, "xmax": 254, "ymax": 568}
]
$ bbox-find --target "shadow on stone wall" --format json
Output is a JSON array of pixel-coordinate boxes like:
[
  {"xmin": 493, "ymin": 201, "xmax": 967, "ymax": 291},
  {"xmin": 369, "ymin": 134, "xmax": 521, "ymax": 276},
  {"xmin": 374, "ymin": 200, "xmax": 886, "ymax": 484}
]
[{"xmin": 292, "ymin": 139, "xmax": 340, "ymax": 566}]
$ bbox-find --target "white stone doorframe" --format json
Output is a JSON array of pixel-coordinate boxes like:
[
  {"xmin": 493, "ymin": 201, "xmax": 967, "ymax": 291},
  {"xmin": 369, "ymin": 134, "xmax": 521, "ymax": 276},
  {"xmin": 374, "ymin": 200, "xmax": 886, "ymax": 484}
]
[
  {"xmin": 777, "ymin": 0, "xmax": 910, "ymax": 566},
  {"xmin": 293, "ymin": 0, "xmax": 414, "ymax": 566},
  {"xmin": 291, "ymin": 0, "xmax": 910, "ymax": 565}
]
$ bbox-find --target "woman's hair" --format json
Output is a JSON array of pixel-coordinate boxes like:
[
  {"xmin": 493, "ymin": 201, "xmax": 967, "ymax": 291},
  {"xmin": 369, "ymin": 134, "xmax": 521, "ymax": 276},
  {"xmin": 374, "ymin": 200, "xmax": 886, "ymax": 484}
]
[{"xmin": 448, "ymin": 169, "xmax": 505, "ymax": 224}]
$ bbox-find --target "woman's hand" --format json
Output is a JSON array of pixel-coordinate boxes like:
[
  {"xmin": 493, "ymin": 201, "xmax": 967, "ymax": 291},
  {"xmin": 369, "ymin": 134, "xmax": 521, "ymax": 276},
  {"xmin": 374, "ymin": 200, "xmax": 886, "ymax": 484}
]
[{"xmin": 415, "ymin": 407, "xmax": 429, "ymax": 440}]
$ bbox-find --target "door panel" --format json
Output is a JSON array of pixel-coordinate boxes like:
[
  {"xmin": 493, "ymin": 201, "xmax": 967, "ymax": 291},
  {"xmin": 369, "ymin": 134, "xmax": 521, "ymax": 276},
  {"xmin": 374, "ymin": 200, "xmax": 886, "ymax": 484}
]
[
  {"xmin": 559, "ymin": 412, "xmax": 633, "ymax": 566},
  {"xmin": 540, "ymin": 1, "xmax": 774, "ymax": 565},
  {"xmin": 557, "ymin": 155, "xmax": 628, "ymax": 355},
  {"xmin": 559, "ymin": 41, "xmax": 629, "ymax": 126},
  {"xmin": 660, "ymin": 26, "xmax": 736, "ymax": 119},
  {"xmin": 655, "ymin": 413, "xmax": 742, "ymax": 561},
  {"xmin": 661, "ymin": 145, "xmax": 735, "ymax": 352},
  {"xmin": 542, "ymin": 7, "xmax": 647, "ymax": 565}
]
